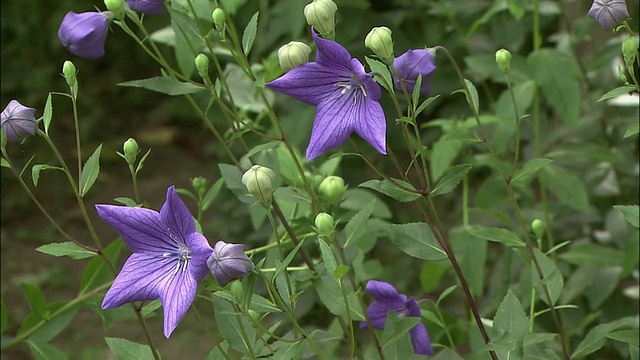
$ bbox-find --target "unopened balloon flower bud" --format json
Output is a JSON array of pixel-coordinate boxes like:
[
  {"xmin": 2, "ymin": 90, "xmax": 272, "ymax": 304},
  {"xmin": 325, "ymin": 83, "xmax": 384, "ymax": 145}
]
[
  {"xmin": 123, "ymin": 138, "xmax": 139, "ymax": 164},
  {"xmin": 195, "ymin": 53, "xmax": 210, "ymax": 79},
  {"xmin": 58, "ymin": 11, "xmax": 112, "ymax": 60},
  {"xmin": 304, "ymin": 0, "xmax": 337, "ymax": 36},
  {"xmin": 1, "ymin": 100, "xmax": 37, "ymax": 143},
  {"xmin": 622, "ymin": 36, "xmax": 638, "ymax": 64},
  {"xmin": 318, "ymin": 175, "xmax": 346, "ymax": 205},
  {"xmin": 62, "ymin": 60, "xmax": 77, "ymax": 88},
  {"xmin": 278, "ymin": 41, "xmax": 312, "ymax": 71},
  {"xmin": 495, "ymin": 48, "xmax": 512, "ymax": 73},
  {"xmin": 365, "ymin": 26, "xmax": 394, "ymax": 63},
  {"xmin": 104, "ymin": 0, "xmax": 125, "ymax": 19},
  {"xmin": 242, "ymin": 165, "xmax": 276, "ymax": 203},
  {"xmin": 212, "ymin": 8, "xmax": 226, "ymax": 39},
  {"xmin": 315, "ymin": 212, "xmax": 334, "ymax": 238},
  {"xmin": 531, "ymin": 219, "xmax": 545, "ymax": 240},
  {"xmin": 207, "ymin": 241, "xmax": 253, "ymax": 286}
]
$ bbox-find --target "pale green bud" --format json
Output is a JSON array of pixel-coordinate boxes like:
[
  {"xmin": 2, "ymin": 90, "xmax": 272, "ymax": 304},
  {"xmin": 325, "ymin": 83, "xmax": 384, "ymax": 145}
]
[
  {"xmin": 278, "ymin": 41, "xmax": 312, "ymax": 71},
  {"xmin": 531, "ymin": 219, "xmax": 545, "ymax": 240},
  {"xmin": 365, "ymin": 26, "xmax": 394, "ymax": 63},
  {"xmin": 315, "ymin": 212, "xmax": 334, "ymax": 238},
  {"xmin": 622, "ymin": 36, "xmax": 638, "ymax": 64},
  {"xmin": 123, "ymin": 138, "xmax": 139, "ymax": 164},
  {"xmin": 304, "ymin": 0, "xmax": 337, "ymax": 36},
  {"xmin": 212, "ymin": 8, "xmax": 226, "ymax": 37},
  {"xmin": 495, "ymin": 48, "xmax": 512, "ymax": 73},
  {"xmin": 229, "ymin": 280, "xmax": 244, "ymax": 302},
  {"xmin": 104, "ymin": 0, "xmax": 125, "ymax": 19},
  {"xmin": 62, "ymin": 60, "xmax": 77, "ymax": 88},
  {"xmin": 247, "ymin": 309, "xmax": 260, "ymax": 322},
  {"xmin": 192, "ymin": 176, "xmax": 207, "ymax": 198},
  {"xmin": 242, "ymin": 165, "xmax": 276, "ymax": 203},
  {"xmin": 195, "ymin": 53, "xmax": 210, "ymax": 79},
  {"xmin": 318, "ymin": 175, "xmax": 346, "ymax": 205}
]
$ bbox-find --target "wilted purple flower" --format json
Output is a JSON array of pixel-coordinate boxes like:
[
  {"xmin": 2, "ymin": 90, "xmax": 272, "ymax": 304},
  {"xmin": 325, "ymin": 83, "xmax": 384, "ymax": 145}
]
[
  {"xmin": 588, "ymin": 0, "xmax": 630, "ymax": 31},
  {"xmin": 266, "ymin": 29, "xmax": 386, "ymax": 160},
  {"xmin": 127, "ymin": 0, "xmax": 165, "ymax": 16},
  {"xmin": 1, "ymin": 100, "xmax": 37, "ymax": 143},
  {"xmin": 58, "ymin": 11, "xmax": 111, "ymax": 60},
  {"xmin": 96, "ymin": 186, "xmax": 213, "ymax": 337},
  {"xmin": 207, "ymin": 241, "xmax": 253, "ymax": 286},
  {"xmin": 393, "ymin": 49, "xmax": 436, "ymax": 95},
  {"xmin": 361, "ymin": 280, "xmax": 433, "ymax": 355}
]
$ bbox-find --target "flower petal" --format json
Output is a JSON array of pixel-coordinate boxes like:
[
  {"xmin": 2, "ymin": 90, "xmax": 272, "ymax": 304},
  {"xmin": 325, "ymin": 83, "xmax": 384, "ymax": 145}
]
[
  {"xmin": 160, "ymin": 186, "xmax": 196, "ymax": 243},
  {"xmin": 159, "ymin": 264, "xmax": 198, "ymax": 338},
  {"xmin": 350, "ymin": 59, "xmax": 382, "ymax": 101},
  {"xmin": 306, "ymin": 91, "xmax": 356, "ymax": 159},
  {"xmin": 101, "ymin": 253, "xmax": 165, "ymax": 309},
  {"xmin": 352, "ymin": 98, "xmax": 386, "ymax": 156},
  {"xmin": 365, "ymin": 280, "xmax": 401, "ymax": 303},
  {"xmin": 186, "ymin": 232, "xmax": 214, "ymax": 281},
  {"xmin": 409, "ymin": 322, "xmax": 433, "ymax": 355},
  {"xmin": 364, "ymin": 301, "xmax": 392, "ymax": 330},
  {"xmin": 312, "ymin": 29, "xmax": 352, "ymax": 68},
  {"xmin": 95, "ymin": 204, "xmax": 175, "ymax": 253},
  {"xmin": 266, "ymin": 62, "xmax": 350, "ymax": 106}
]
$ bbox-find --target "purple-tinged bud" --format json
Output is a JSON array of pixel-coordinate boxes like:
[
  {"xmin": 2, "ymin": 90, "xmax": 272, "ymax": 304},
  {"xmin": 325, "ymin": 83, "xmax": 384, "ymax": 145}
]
[
  {"xmin": 278, "ymin": 41, "xmax": 312, "ymax": 71},
  {"xmin": 304, "ymin": 0, "xmax": 337, "ymax": 36},
  {"xmin": 588, "ymin": 0, "xmax": 630, "ymax": 31},
  {"xmin": 365, "ymin": 26, "xmax": 394, "ymax": 63},
  {"xmin": 207, "ymin": 241, "xmax": 253, "ymax": 286},
  {"xmin": 393, "ymin": 49, "xmax": 437, "ymax": 95},
  {"xmin": 105, "ymin": 0, "xmax": 125, "ymax": 19},
  {"xmin": 495, "ymin": 48, "xmax": 512, "ymax": 74},
  {"xmin": 242, "ymin": 165, "xmax": 276, "ymax": 203},
  {"xmin": 58, "ymin": 11, "xmax": 111, "ymax": 60},
  {"xmin": 127, "ymin": 0, "xmax": 165, "ymax": 16},
  {"xmin": 1, "ymin": 100, "xmax": 37, "ymax": 143},
  {"xmin": 318, "ymin": 176, "xmax": 346, "ymax": 205},
  {"xmin": 315, "ymin": 212, "xmax": 334, "ymax": 237}
]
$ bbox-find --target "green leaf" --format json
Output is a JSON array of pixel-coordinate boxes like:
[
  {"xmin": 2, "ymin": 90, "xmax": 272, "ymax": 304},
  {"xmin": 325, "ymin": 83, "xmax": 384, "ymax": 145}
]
[
  {"xmin": 80, "ymin": 238, "xmax": 123, "ymax": 294},
  {"xmin": 36, "ymin": 242, "xmax": 97, "ymax": 260},
  {"xmin": 213, "ymin": 296, "xmax": 256, "ymax": 354},
  {"xmin": 430, "ymin": 138, "xmax": 464, "ymax": 181},
  {"xmin": 135, "ymin": 149, "xmax": 151, "ymax": 174},
  {"xmin": 43, "ymin": 93, "xmax": 53, "ymax": 135},
  {"xmin": 19, "ymin": 301, "xmax": 78, "ymax": 343},
  {"xmin": 559, "ymin": 243, "xmax": 625, "ymax": 268},
  {"xmin": 382, "ymin": 222, "xmax": 447, "ymax": 260},
  {"xmin": 319, "ymin": 239, "xmax": 337, "ymax": 274},
  {"xmin": 365, "ymin": 57, "xmax": 393, "ymax": 93},
  {"xmin": 31, "ymin": 164, "xmax": 63, "ymax": 187},
  {"xmin": 343, "ymin": 200, "xmax": 376, "ymax": 248},
  {"xmin": 572, "ymin": 317, "xmax": 638, "ymax": 358},
  {"xmin": 312, "ymin": 276, "xmax": 364, "ymax": 321},
  {"xmin": 358, "ymin": 179, "xmax": 421, "ymax": 202},
  {"xmin": 333, "ymin": 265, "xmax": 350, "ymax": 280},
  {"xmin": 412, "ymin": 74, "xmax": 422, "ymax": 111},
  {"xmin": 607, "ymin": 329, "xmax": 640, "ymax": 347},
  {"xmin": 511, "ymin": 158, "xmax": 553, "ymax": 183},
  {"xmin": 114, "ymin": 197, "xmax": 139, "ymax": 207},
  {"xmin": 531, "ymin": 248, "xmax": 563, "ymax": 305},
  {"xmin": 541, "ymin": 164, "xmax": 588, "ymax": 212},
  {"xmin": 202, "ymin": 178, "xmax": 224, "ymax": 211},
  {"xmin": 273, "ymin": 187, "xmax": 312, "ymax": 204},
  {"xmin": 80, "ymin": 144, "xmax": 102, "ymax": 197},
  {"xmin": 597, "ymin": 85, "xmax": 637, "ymax": 102},
  {"xmin": 214, "ymin": 292, "xmax": 282, "ymax": 314},
  {"xmin": 21, "ymin": 283, "xmax": 46, "ymax": 317},
  {"xmin": 274, "ymin": 238, "xmax": 306, "ymax": 280},
  {"xmin": 468, "ymin": 227, "xmax": 524, "ymax": 247},
  {"xmin": 624, "ymin": 122, "xmax": 639, "ymax": 138},
  {"xmin": 493, "ymin": 290, "xmax": 529, "ymax": 343},
  {"xmin": 244, "ymin": 141, "xmax": 280, "ymax": 159},
  {"xmin": 218, "ymin": 163, "xmax": 253, "ymax": 203},
  {"xmin": 105, "ymin": 337, "xmax": 154, "ymax": 360},
  {"xmin": 242, "ymin": 12, "xmax": 259, "ymax": 55},
  {"xmin": 119, "ymin": 77, "xmax": 204, "ymax": 95},
  {"xmin": 415, "ymin": 95, "xmax": 440, "ymax": 116},
  {"xmin": 380, "ymin": 311, "xmax": 420, "ymax": 350},
  {"xmin": 1, "ymin": 157, "xmax": 9, "ymax": 168},
  {"xmin": 27, "ymin": 340, "xmax": 68, "ymax": 360},
  {"xmin": 437, "ymin": 285, "xmax": 458, "ymax": 305},
  {"xmin": 430, "ymin": 164, "xmax": 472, "ymax": 196},
  {"xmin": 507, "ymin": 0, "xmax": 528, "ymax": 20},
  {"xmin": 613, "ymin": 205, "xmax": 639, "ymax": 228},
  {"xmin": 453, "ymin": 79, "xmax": 479, "ymax": 113},
  {"xmin": 528, "ymin": 49, "xmax": 580, "ymax": 125}
]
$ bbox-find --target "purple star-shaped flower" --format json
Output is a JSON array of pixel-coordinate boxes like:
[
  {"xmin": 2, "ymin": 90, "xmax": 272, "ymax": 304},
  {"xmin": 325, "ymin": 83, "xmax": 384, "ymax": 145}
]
[
  {"xmin": 267, "ymin": 29, "xmax": 386, "ymax": 160},
  {"xmin": 96, "ymin": 186, "xmax": 213, "ymax": 337},
  {"xmin": 588, "ymin": 0, "xmax": 630, "ymax": 31},
  {"xmin": 361, "ymin": 280, "xmax": 433, "ymax": 355}
]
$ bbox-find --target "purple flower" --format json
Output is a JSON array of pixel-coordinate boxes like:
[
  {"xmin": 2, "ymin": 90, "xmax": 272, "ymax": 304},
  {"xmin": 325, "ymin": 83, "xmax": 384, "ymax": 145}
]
[
  {"xmin": 266, "ymin": 29, "xmax": 386, "ymax": 160},
  {"xmin": 588, "ymin": 0, "xmax": 630, "ymax": 31},
  {"xmin": 96, "ymin": 186, "xmax": 213, "ymax": 337},
  {"xmin": 58, "ymin": 11, "xmax": 111, "ymax": 60},
  {"xmin": 127, "ymin": 0, "xmax": 165, "ymax": 16},
  {"xmin": 1, "ymin": 100, "xmax": 37, "ymax": 142},
  {"xmin": 393, "ymin": 49, "xmax": 436, "ymax": 95},
  {"xmin": 207, "ymin": 241, "xmax": 253, "ymax": 286},
  {"xmin": 361, "ymin": 280, "xmax": 433, "ymax": 355}
]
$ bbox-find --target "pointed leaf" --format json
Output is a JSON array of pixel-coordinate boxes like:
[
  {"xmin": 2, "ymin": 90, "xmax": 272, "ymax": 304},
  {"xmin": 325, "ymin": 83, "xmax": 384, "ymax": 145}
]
[
  {"xmin": 358, "ymin": 179, "xmax": 421, "ymax": 202},
  {"xmin": 511, "ymin": 158, "xmax": 553, "ymax": 183},
  {"xmin": 469, "ymin": 227, "xmax": 524, "ymax": 247},
  {"xmin": 36, "ymin": 242, "xmax": 97, "ymax": 260},
  {"xmin": 242, "ymin": 12, "xmax": 259, "ymax": 55},
  {"xmin": 531, "ymin": 248, "xmax": 563, "ymax": 305},
  {"xmin": 31, "ymin": 164, "xmax": 63, "ymax": 187},
  {"xmin": 613, "ymin": 205, "xmax": 639, "ymax": 228},
  {"xmin": 343, "ymin": 200, "xmax": 376, "ymax": 248},
  {"xmin": 119, "ymin": 77, "xmax": 204, "ymax": 95},
  {"xmin": 597, "ymin": 85, "xmax": 637, "ymax": 102},
  {"xmin": 80, "ymin": 144, "xmax": 102, "ymax": 197},
  {"xmin": 541, "ymin": 164, "xmax": 588, "ymax": 212},
  {"xmin": 105, "ymin": 337, "xmax": 154, "ymax": 360},
  {"xmin": 430, "ymin": 164, "xmax": 472, "ymax": 196},
  {"xmin": 43, "ymin": 93, "xmax": 53, "ymax": 135},
  {"xmin": 382, "ymin": 222, "xmax": 447, "ymax": 260}
]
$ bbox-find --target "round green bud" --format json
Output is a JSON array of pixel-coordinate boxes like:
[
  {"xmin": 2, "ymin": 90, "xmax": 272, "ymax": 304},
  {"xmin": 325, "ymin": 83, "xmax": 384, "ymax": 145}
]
[
  {"xmin": 495, "ymin": 48, "xmax": 512, "ymax": 73},
  {"xmin": 229, "ymin": 280, "xmax": 243, "ymax": 302},
  {"xmin": 304, "ymin": 0, "xmax": 337, "ymax": 36},
  {"xmin": 242, "ymin": 165, "xmax": 276, "ymax": 203},
  {"xmin": 195, "ymin": 53, "xmax": 210, "ymax": 79},
  {"xmin": 318, "ymin": 175, "xmax": 346, "ymax": 205},
  {"xmin": 315, "ymin": 212, "xmax": 334, "ymax": 238},
  {"xmin": 62, "ymin": 60, "xmax": 77, "ymax": 88},
  {"xmin": 104, "ymin": 0, "xmax": 124, "ymax": 19},
  {"xmin": 622, "ymin": 36, "xmax": 638, "ymax": 63},
  {"xmin": 123, "ymin": 138, "xmax": 139, "ymax": 164},
  {"xmin": 278, "ymin": 41, "xmax": 312, "ymax": 71},
  {"xmin": 212, "ymin": 8, "xmax": 226, "ymax": 33},
  {"xmin": 531, "ymin": 219, "xmax": 545, "ymax": 240},
  {"xmin": 191, "ymin": 176, "xmax": 207, "ymax": 197},
  {"xmin": 247, "ymin": 309, "xmax": 260, "ymax": 322},
  {"xmin": 365, "ymin": 26, "xmax": 394, "ymax": 63}
]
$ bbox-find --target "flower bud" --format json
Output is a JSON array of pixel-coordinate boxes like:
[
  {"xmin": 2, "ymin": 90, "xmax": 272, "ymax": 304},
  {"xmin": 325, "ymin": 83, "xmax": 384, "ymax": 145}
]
[
  {"xmin": 62, "ymin": 60, "xmax": 77, "ymax": 88},
  {"xmin": 127, "ymin": 0, "xmax": 164, "ymax": 16},
  {"xmin": 393, "ymin": 49, "xmax": 436, "ymax": 95},
  {"xmin": 192, "ymin": 176, "xmax": 207, "ymax": 194},
  {"xmin": 278, "ymin": 41, "xmax": 312, "ymax": 71},
  {"xmin": 123, "ymin": 138, "xmax": 139, "ymax": 164},
  {"xmin": 1, "ymin": 100, "xmax": 37, "ymax": 143},
  {"xmin": 304, "ymin": 0, "xmax": 337, "ymax": 36},
  {"xmin": 229, "ymin": 280, "xmax": 244, "ymax": 302},
  {"xmin": 622, "ymin": 36, "xmax": 638, "ymax": 64},
  {"xmin": 495, "ymin": 48, "xmax": 512, "ymax": 74},
  {"xmin": 58, "ymin": 11, "xmax": 111, "ymax": 60},
  {"xmin": 588, "ymin": 0, "xmax": 629, "ymax": 31},
  {"xmin": 207, "ymin": 241, "xmax": 253, "ymax": 286},
  {"xmin": 315, "ymin": 212, "xmax": 334, "ymax": 238},
  {"xmin": 248, "ymin": 309, "xmax": 260, "ymax": 322},
  {"xmin": 195, "ymin": 53, "xmax": 210, "ymax": 79},
  {"xmin": 242, "ymin": 165, "xmax": 276, "ymax": 203},
  {"xmin": 365, "ymin": 26, "xmax": 394, "ymax": 63},
  {"xmin": 212, "ymin": 8, "xmax": 226, "ymax": 38},
  {"xmin": 318, "ymin": 175, "xmax": 346, "ymax": 205},
  {"xmin": 531, "ymin": 219, "xmax": 545, "ymax": 240},
  {"xmin": 104, "ymin": 0, "xmax": 125, "ymax": 19}
]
